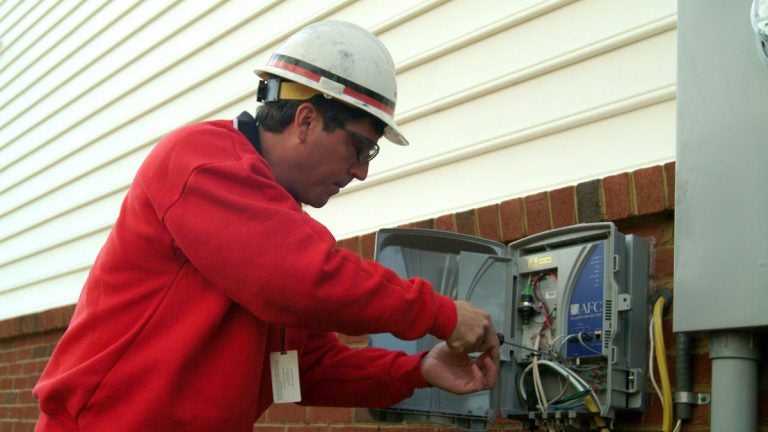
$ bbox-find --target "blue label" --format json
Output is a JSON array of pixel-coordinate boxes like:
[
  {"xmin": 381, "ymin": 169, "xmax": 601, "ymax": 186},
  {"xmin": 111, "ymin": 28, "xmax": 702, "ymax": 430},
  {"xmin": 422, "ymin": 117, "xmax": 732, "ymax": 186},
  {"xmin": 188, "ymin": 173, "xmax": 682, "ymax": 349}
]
[{"xmin": 566, "ymin": 242, "xmax": 604, "ymax": 358}]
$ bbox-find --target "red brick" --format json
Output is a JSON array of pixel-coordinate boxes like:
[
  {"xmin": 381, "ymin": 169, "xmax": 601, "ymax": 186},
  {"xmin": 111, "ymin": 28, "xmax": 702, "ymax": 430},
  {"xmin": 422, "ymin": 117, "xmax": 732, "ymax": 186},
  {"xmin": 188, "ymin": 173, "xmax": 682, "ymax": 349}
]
[
  {"xmin": 12, "ymin": 420, "xmax": 37, "ymax": 432},
  {"xmin": 264, "ymin": 404, "xmax": 306, "ymax": 423},
  {"xmin": 549, "ymin": 186, "xmax": 576, "ymax": 228},
  {"xmin": 352, "ymin": 408, "xmax": 373, "ymax": 423},
  {"xmin": 690, "ymin": 403, "xmax": 711, "ymax": 426},
  {"xmin": 21, "ymin": 332, "xmax": 61, "ymax": 347},
  {"xmin": 0, "ymin": 349, "xmax": 11, "ymax": 363},
  {"xmin": 16, "ymin": 317, "xmax": 36, "ymax": 336},
  {"xmin": 252, "ymin": 426, "xmax": 286, "ymax": 432},
  {"xmin": 499, "ymin": 198, "xmax": 525, "ymax": 242},
  {"xmin": 17, "ymin": 390, "xmax": 33, "ymax": 405},
  {"xmin": 400, "ymin": 219, "xmax": 433, "ymax": 230},
  {"xmin": 283, "ymin": 427, "xmax": 328, "ymax": 432},
  {"xmin": 12, "ymin": 377, "xmax": 27, "ymax": 390},
  {"xmin": 476, "ymin": 205, "xmax": 500, "ymax": 241},
  {"xmin": 335, "ymin": 238, "xmax": 359, "ymax": 254},
  {"xmin": 633, "ymin": 166, "xmax": 666, "ymax": 215},
  {"xmin": 31, "ymin": 345, "xmax": 51, "ymax": 360},
  {"xmin": 21, "ymin": 362, "xmax": 36, "ymax": 375},
  {"xmin": 23, "ymin": 405, "xmax": 40, "ymax": 419},
  {"xmin": 455, "ymin": 209, "xmax": 477, "ymax": 236},
  {"xmin": 575, "ymin": 180, "xmax": 603, "ymax": 223},
  {"xmin": 602, "ymin": 173, "xmax": 633, "ymax": 221},
  {"xmin": 359, "ymin": 233, "xmax": 376, "ymax": 260},
  {"xmin": 523, "ymin": 192, "xmax": 550, "ymax": 235},
  {"xmin": 640, "ymin": 390, "xmax": 664, "ymax": 425},
  {"xmin": 26, "ymin": 376, "xmax": 41, "ymax": 390},
  {"xmin": 0, "ymin": 321, "xmax": 17, "ymax": 339},
  {"xmin": 692, "ymin": 350, "xmax": 712, "ymax": 386},
  {"xmin": 653, "ymin": 247, "xmax": 674, "ymax": 279},
  {"xmin": 16, "ymin": 348, "xmax": 32, "ymax": 361},
  {"xmin": 306, "ymin": 407, "xmax": 352, "ymax": 423},
  {"xmin": 324, "ymin": 427, "xmax": 379, "ymax": 431},
  {"xmin": 663, "ymin": 162, "xmax": 675, "ymax": 209},
  {"xmin": 434, "ymin": 214, "xmax": 455, "ymax": 232}
]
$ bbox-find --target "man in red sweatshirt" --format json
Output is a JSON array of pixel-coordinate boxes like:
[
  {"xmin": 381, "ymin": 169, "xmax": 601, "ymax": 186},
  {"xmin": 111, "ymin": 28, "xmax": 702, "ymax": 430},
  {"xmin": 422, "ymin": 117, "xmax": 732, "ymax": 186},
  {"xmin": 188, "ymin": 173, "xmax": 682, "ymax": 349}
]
[{"xmin": 33, "ymin": 21, "xmax": 500, "ymax": 431}]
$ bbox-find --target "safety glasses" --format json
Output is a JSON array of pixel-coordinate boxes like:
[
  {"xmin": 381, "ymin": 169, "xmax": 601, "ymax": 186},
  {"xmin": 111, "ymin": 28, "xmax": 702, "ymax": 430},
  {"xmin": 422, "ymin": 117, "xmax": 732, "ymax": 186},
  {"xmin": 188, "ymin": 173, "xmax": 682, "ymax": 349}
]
[{"xmin": 343, "ymin": 127, "xmax": 380, "ymax": 164}]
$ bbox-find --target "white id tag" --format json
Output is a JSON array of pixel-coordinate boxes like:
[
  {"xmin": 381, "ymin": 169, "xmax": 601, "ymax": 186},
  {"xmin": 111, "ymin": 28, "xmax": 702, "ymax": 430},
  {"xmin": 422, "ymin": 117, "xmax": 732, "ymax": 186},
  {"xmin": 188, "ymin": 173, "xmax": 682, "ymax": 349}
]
[{"xmin": 270, "ymin": 350, "xmax": 302, "ymax": 403}]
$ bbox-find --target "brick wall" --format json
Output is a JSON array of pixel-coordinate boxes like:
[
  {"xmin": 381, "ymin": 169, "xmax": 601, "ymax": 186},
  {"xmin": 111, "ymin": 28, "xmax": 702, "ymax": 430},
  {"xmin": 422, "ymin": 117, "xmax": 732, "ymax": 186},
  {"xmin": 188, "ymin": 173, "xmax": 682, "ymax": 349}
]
[
  {"xmin": 1, "ymin": 162, "xmax": 765, "ymax": 431},
  {"xmin": 0, "ymin": 306, "xmax": 74, "ymax": 432}
]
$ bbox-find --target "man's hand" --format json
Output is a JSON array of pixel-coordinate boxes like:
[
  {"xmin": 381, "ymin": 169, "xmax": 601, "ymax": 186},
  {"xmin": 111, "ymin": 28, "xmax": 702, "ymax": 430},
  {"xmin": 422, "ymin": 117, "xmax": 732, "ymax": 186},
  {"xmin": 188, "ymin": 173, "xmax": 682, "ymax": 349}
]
[
  {"xmin": 420, "ymin": 342, "xmax": 500, "ymax": 395},
  {"xmin": 446, "ymin": 301, "xmax": 499, "ymax": 353}
]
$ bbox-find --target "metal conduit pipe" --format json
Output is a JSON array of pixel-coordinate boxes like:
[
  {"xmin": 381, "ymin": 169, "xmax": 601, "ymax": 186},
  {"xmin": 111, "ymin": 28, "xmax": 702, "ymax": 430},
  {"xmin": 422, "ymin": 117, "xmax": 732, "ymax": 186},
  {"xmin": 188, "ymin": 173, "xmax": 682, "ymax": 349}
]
[
  {"xmin": 675, "ymin": 332, "xmax": 693, "ymax": 421},
  {"xmin": 709, "ymin": 331, "xmax": 761, "ymax": 432}
]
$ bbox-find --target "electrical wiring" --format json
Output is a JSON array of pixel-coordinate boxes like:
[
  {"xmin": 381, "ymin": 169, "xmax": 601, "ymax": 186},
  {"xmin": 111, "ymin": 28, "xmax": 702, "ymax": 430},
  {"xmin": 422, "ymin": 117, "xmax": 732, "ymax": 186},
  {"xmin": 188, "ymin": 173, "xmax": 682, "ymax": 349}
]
[
  {"xmin": 550, "ymin": 331, "xmax": 602, "ymax": 361},
  {"xmin": 525, "ymin": 274, "xmax": 533, "ymax": 296},
  {"xmin": 547, "ymin": 375, "xmax": 571, "ymax": 405},
  {"xmin": 532, "ymin": 335, "xmax": 549, "ymax": 416},
  {"xmin": 653, "ymin": 296, "xmax": 674, "ymax": 432},
  {"xmin": 673, "ymin": 419, "xmax": 682, "ymax": 432},
  {"xmin": 550, "ymin": 389, "xmax": 592, "ymax": 405},
  {"xmin": 537, "ymin": 360, "xmax": 609, "ymax": 432},
  {"xmin": 648, "ymin": 316, "xmax": 664, "ymax": 411},
  {"xmin": 540, "ymin": 302, "xmax": 554, "ymax": 333},
  {"xmin": 516, "ymin": 357, "xmax": 610, "ymax": 431},
  {"xmin": 549, "ymin": 401, "xmax": 586, "ymax": 411},
  {"xmin": 532, "ymin": 272, "xmax": 558, "ymax": 333},
  {"xmin": 549, "ymin": 334, "xmax": 572, "ymax": 360},
  {"xmin": 576, "ymin": 332, "xmax": 602, "ymax": 355}
]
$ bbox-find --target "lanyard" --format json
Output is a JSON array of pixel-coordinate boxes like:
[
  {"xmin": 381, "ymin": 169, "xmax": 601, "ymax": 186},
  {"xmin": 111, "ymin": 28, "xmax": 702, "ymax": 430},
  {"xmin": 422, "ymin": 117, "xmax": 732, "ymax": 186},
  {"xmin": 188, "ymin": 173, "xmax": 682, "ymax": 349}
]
[{"xmin": 280, "ymin": 326, "xmax": 287, "ymax": 355}]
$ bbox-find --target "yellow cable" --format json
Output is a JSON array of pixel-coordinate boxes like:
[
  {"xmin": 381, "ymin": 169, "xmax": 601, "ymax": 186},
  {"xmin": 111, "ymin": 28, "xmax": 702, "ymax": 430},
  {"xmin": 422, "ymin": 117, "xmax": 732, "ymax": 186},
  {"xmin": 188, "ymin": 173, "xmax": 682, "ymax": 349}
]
[
  {"xmin": 653, "ymin": 297, "xmax": 674, "ymax": 432},
  {"xmin": 584, "ymin": 396, "xmax": 610, "ymax": 431}
]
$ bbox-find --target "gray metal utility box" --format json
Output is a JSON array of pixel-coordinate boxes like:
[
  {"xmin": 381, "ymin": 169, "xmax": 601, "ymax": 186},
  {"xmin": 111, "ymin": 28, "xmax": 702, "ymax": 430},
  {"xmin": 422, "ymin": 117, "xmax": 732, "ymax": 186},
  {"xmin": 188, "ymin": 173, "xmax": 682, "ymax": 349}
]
[{"xmin": 369, "ymin": 222, "xmax": 650, "ymax": 430}]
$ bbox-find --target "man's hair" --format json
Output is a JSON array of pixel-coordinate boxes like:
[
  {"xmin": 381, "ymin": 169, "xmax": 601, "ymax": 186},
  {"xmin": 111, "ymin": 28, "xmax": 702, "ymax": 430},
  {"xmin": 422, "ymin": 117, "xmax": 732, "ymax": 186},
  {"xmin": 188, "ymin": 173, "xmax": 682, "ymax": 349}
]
[{"xmin": 255, "ymin": 94, "xmax": 386, "ymax": 136}]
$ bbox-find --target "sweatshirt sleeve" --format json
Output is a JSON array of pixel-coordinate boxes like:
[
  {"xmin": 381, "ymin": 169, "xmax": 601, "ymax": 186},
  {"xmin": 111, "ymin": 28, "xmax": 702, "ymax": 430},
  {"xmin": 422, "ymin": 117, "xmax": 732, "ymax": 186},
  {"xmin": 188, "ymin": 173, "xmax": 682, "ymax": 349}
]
[
  {"xmin": 297, "ymin": 332, "xmax": 430, "ymax": 407},
  {"xmin": 155, "ymin": 138, "xmax": 457, "ymax": 341}
]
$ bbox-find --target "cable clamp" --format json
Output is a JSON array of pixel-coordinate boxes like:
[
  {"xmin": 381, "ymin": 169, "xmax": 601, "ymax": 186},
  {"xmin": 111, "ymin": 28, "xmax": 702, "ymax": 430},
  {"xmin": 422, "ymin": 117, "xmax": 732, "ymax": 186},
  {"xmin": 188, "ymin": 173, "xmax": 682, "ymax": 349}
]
[{"xmin": 673, "ymin": 391, "xmax": 710, "ymax": 405}]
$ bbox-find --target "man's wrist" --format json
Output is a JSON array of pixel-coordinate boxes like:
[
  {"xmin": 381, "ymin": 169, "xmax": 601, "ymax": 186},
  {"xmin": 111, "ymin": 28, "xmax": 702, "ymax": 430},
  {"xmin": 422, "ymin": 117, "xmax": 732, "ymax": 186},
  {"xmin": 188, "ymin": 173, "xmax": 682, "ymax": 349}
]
[{"xmin": 430, "ymin": 294, "xmax": 457, "ymax": 340}]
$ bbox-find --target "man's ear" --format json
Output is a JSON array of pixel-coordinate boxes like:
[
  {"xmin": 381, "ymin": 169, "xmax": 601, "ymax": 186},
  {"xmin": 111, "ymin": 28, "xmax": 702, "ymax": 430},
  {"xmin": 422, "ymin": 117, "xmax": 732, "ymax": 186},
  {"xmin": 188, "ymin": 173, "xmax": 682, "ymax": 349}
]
[{"xmin": 294, "ymin": 103, "xmax": 316, "ymax": 144}]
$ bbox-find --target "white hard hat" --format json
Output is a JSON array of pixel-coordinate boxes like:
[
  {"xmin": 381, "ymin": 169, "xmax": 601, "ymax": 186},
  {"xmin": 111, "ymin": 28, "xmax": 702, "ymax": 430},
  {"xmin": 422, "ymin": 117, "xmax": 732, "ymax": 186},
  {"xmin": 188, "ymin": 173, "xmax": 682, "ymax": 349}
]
[{"xmin": 254, "ymin": 21, "xmax": 408, "ymax": 146}]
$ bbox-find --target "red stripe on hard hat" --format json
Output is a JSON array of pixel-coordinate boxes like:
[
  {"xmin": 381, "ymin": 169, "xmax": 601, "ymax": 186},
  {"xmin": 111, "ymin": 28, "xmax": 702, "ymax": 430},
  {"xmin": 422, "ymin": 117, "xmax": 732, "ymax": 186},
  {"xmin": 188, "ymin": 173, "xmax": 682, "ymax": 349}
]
[
  {"xmin": 269, "ymin": 59, "xmax": 323, "ymax": 83},
  {"xmin": 267, "ymin": 57, "xmax": 395, "ymax": 117},
  {"xmin": 341, "ymin": 87, "xmax": 394, "ymax": 116}
]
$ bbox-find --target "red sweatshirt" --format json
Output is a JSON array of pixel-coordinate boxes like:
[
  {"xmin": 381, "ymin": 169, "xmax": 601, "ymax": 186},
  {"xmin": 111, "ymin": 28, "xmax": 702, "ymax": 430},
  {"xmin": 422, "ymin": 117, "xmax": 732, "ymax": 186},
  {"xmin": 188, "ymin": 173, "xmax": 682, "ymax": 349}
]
[{"xmin": 33, "ymin": 119, "xmax": 457, "ymax": 431}]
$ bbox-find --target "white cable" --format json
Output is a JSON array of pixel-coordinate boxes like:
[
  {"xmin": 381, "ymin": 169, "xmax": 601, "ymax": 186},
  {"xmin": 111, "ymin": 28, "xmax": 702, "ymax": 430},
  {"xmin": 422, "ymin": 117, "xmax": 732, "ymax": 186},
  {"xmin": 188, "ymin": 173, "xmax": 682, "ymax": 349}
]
[
  {"xmin": 577, "ymin": 331, "xmax": 602, "ymax": 355},
  {"xmin": 672, "ymin": 419, "xmax": 682, "ymax": 432},
  {"xmin": 553, "ymin": 333, "xmax": 578, "ymax": 360},
  {"xmin": 532, "ymin": 334, "xmax": 549, "ymax": 415},
  {"xmin": 648, "ymin": 316, "xmax": 664, "ymax": 410},
  {"xmin": 538, "ymin": 359, "xmax": 604, "ymax": 415}
]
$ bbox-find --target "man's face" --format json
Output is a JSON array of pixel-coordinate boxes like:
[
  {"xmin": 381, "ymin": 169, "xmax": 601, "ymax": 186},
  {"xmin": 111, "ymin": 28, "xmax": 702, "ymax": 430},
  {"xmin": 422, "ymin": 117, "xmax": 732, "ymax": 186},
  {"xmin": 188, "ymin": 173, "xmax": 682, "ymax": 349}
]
[{"xmin": 289, "ymin": 115, "xmax": 381, "ymax": 208}]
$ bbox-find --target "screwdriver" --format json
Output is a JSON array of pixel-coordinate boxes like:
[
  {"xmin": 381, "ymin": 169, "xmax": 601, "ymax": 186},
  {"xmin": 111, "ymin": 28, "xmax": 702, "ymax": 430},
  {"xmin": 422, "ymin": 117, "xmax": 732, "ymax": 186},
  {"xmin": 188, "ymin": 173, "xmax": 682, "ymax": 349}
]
[{"xmin": 496, "ymin": 332, "xmax": 548, "ymax": 356}]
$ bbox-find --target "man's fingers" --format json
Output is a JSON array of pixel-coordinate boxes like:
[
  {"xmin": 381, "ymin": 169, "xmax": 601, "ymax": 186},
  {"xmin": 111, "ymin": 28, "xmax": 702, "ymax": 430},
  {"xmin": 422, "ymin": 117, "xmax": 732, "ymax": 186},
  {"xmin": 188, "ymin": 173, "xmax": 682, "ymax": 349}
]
[
  {"xmin": 479, "ymin": 329, "xmax": 501, "ymax": 352},
  {"xmin": 446, "ymin": 339, "xmax": 464, "ymax": 352},
  {"xmin": 475, "ymin": 347, "xmax": 500, "ymax": 389}
]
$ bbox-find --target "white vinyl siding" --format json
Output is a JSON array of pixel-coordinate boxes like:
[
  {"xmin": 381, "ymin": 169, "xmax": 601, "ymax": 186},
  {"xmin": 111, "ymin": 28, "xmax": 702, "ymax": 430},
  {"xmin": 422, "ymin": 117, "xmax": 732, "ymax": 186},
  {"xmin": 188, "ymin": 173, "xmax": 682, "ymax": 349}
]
[{"xmin": 0, "ymin": 0, "xmax": 676, "ymax": 320}]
